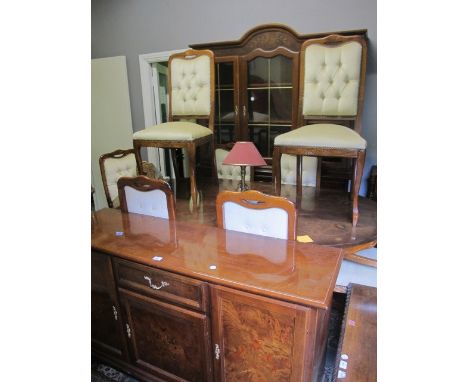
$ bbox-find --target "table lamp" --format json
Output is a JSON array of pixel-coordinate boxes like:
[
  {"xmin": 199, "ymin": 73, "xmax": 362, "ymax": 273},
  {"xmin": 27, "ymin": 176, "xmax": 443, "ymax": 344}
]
[{"xmin": 222, "ymin": 142, "xmax": 267, "ymax": 191}]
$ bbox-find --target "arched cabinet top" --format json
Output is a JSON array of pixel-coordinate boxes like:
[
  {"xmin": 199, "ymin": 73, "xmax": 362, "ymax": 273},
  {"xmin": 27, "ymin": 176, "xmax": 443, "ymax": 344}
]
[{"xmin": 190, "ymin": 23, "xmax": 368, "ymax": 57}]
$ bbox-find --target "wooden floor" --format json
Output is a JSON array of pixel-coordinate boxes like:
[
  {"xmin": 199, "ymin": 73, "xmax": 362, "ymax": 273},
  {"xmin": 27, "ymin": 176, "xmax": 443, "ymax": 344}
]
[{"xmin": 171, "ymin": 178, "xmax": 377, "ymax": 254}]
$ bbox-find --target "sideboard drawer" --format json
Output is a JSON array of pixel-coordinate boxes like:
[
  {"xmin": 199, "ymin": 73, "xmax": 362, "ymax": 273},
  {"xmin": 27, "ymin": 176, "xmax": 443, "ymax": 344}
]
[{"xmin": 113, "ymin": 258, "xmax": 209, "ymax": 312}]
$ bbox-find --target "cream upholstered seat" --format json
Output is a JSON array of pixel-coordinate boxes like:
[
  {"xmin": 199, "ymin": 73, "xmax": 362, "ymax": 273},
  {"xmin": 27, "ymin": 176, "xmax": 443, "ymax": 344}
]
[
  {"xmin": 275, "ymin": 124, "xmax": 366, "ymax": 150},
  {"xmin": 117, "ymin": 176, "xmax": 176, "ymax": 220},
  {"xmin": 216, "ymin": 190, "xmax": 297, "ymax": 241},
  {"xmin": 133, "ymin": 121, "xmax": 212, "ymax": 141},
  {"xmin": 273, "ymin": 34, "xmax": 368, "ymax": 226},
  {"xmin": 133, "ymin": 49, "xmax": 215, "ymax": 205}
]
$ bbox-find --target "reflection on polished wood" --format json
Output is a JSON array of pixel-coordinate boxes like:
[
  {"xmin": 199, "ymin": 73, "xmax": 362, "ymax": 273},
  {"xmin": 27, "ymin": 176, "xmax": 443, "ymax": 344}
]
[
  {"xmin": 92, "ymin": 208, "xmax": 343, "ymax": 309},
  {"xmin": 335, "ymin": 284, "xmax": 377, "ymax": 381},
  {"xmin": 173, "ymin": 178, "xmax": 377, "ymax": 255}
]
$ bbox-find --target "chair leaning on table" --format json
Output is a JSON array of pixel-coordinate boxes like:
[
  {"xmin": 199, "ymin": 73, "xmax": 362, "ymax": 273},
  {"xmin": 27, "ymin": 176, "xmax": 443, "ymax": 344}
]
[
  {"xmin": 216, "ymin": 190, "xmax": 297, "ymax": 240},
  {"xmin": 133, "ymin": 49, "xmax": 216, "ymax": 205},
  {"xmin": 99, "ymin": 149, "xmax": 138, "ymax": 208},
  {"xmin": 99, "ymin": 149, "xmax": 158, "ymax": 208},
  {"xmin": 273, "ymin": 34, "xmax": 368, "ymax": 226},
  {"xmin": 117, "ymin": 176, "xmax": 176, "ymax": 220}
]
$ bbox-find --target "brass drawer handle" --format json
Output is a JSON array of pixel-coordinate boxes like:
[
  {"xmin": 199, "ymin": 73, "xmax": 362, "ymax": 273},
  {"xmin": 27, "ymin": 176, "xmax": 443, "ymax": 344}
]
[
  {"xmin": 215, "ymin": 344, "xmax": 220, "ymax": 360},
  {"xmin": 144, "ymin": 275, "xmax": 170, "ymax": 290},
  {"xmin": 112, "ymin": 305, "xmax": 118, "ymax": 321},
  {"xmin": 126, "ymin": 323, "xmax": 131, "ymax": 338}
]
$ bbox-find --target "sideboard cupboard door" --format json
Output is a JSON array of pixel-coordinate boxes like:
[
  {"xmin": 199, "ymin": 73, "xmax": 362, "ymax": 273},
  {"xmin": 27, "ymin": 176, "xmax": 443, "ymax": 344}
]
[
  {"xmin": 210, "ymin": 285, "xmax": 316, "ymax": 382},
  {"xmin": 119, "ymin": 288, "xmax": 213, "ymax": 382},
  {"xmin": 91, "ymin": 251, "xmax": 128, "ymax": 360}
]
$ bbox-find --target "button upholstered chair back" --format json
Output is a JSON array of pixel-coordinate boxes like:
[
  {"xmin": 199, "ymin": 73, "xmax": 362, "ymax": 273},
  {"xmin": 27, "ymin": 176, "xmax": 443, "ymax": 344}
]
[
  {"xmin": 299, "ymin": 34, "xmax": 367, "ymax": 134},
  {"xmin": 216, "ymin": 190, "xmax": 297, "ymax": 241},
  {"xmin": 99, "ymin": 149, "xmax": 138, "ymax": 208},
  {"xmin": 117, "ymin": 176, "xmax": 176, "ymax": 220},
  {"xmin": 168, "ymin": 49, "xmax": 215, "ymax": 130}
]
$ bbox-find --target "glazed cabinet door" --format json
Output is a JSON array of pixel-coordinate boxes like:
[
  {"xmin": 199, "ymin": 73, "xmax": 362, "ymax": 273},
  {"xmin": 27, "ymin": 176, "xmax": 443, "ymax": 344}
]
[
  {"xmin": 91, "ymin": 251, "xmax": 128, "ymax": 360},
  {"xmin": 119, "ymin": 288, "xmax": 213, "ymax": 382},
  {"xmin": 214, "ymin": 56, "xmax": 240, "ymax": 146},
  {"xmin": 210, "ymin": 285, "xmax": 314, "ymax": 382},
  {"xmin": 240, "ymin": 48, "xmax": 299, "ymax": 158}
]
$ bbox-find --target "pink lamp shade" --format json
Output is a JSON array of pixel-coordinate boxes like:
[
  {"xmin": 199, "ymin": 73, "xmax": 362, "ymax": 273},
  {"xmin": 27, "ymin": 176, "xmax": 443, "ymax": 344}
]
[{"xmin": 222, "ymin": 142, "xmax": 267, "ymax": 166}]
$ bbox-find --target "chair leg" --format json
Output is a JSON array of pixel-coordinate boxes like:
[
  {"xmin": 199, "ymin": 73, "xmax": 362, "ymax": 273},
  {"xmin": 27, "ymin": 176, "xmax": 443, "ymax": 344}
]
[
  {"xmin": 352, "ymin": 150, "xmax": 366, "ymax": 226},
  {"xmin": 133, "ymin": 142, "xmax": 144, "ymax": 175},
  {"xmin": 210, "ymin": 136, "xmax": 218, "ymax": 183},
  {"xmin": 272, "ymin": 147, "xmax": 282, "ymax": 196},
  {"xmin": 316, "ymin": 157, "xmax": 322, "ymax": 191},
  {"xmin": 187, "ymin": 143, "xmax": 198, "ymax": 205},
  {"xmin": 169, "ymin": 148, "xmax": 179, "ymax": 180},
  {"xmin": 296, "ymin": 155, "xmax": 303, "ymax": 198}
]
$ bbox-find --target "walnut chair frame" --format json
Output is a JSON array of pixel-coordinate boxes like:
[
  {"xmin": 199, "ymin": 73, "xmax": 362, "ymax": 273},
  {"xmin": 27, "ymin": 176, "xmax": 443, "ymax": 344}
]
[
  {"xmin": 133, "ymin": 49, "xmax": 216, "ymax": 205},
  {"xmin": 99, "ymin": 149, "xmax": 137, "ymax": 208},
  {"xmin": 273, "ymin": 34, "xmax": 368, "ymax": 226},
  {"xmin": 216, "ymin": 190, "xmax": 297, "ymax": 240},
  {"xmin": 117, "ymin": 175, "xmax": 176, "ymax": 220}
]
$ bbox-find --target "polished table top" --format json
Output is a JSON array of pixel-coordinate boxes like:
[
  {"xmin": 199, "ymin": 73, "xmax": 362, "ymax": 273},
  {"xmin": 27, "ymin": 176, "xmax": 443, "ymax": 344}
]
[{"xmin": 92, "ymin": 208, "xmax": 343, "ymax": 310}]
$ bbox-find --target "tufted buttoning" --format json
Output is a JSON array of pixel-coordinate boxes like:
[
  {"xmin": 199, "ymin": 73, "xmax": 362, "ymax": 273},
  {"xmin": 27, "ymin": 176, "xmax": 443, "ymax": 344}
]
[
  {"xmin": 328, "ymin": 78, "xmax": 333, "ymax": 84},
  {"xmin": 320, "ymin": 93, "xmax": 325, "ymax": 99}
]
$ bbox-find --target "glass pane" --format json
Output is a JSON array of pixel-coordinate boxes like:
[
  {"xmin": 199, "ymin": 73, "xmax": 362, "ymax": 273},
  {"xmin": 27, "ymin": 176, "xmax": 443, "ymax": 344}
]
[
  {"xmin": 249, "ymin": 126, "xmax": 269, "ymax": 157},
  {"xmin": 220, "ymin": 90, "xmax": 235, "ymax": 122},
  {"xmin": 248, "ymin": 57, "xmax": 269, "ymax": 87},
  {"xmin": 269, "ymin": 56, "xmax": 292, "ymax": 86},
  {"xmin": 215, "ymin": 125, "xmax": 235, "ymax": 144},
  {"xmin": 248, "ymin": 89, "xmax": 269, "ymax": 122},
  {"xmin": 270, "ymin": 89, "xmax": 292, "ymax": 123},
  {"xmin": 218, "ymin": 62, "xmax": 233, "ymax": 89}
]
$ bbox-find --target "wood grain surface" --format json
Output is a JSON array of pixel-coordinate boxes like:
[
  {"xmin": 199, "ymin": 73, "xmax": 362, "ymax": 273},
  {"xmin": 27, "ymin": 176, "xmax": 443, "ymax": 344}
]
[{"xmin": 92, "ymin": 208, "xmax": 343, "ymax": 309}]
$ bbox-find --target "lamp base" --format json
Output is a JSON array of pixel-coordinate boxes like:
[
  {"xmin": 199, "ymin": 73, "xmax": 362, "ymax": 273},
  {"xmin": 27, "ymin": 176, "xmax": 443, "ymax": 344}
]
[
  {"xmin": 237, "ymin": 183, "xmax": 249, "ymax": 192},
  {"xmin": 239, "ymin": 165, "xmax": 248, "ymax": 192}
]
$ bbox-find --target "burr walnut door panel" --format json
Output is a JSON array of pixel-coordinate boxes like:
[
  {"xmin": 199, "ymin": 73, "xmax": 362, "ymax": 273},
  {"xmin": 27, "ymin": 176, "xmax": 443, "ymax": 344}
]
[
  {"xmin": 119, "ymin": 288, "xmax": 213, "ymax": 382},
  {"xmin": 210, "ymin": 285, "xmax": 314, "ymax": 382},
  {"xmin": 91, "ymin": 251, "xmax": 128, "ymax": 360}
]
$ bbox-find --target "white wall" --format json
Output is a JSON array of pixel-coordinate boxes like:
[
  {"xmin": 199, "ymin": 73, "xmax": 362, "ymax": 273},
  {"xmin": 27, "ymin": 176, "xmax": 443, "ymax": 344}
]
[
  {"xmin": 91, "ymin": 56, "xmax": 134, "ymax": 210},
  {"xmin": 91, "ymin": 0, "xmax": 376, "ymax": 194}
]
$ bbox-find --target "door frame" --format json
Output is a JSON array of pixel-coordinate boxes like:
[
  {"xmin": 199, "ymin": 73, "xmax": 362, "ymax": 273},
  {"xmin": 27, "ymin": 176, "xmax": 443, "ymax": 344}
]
[{"xmin": 139, "ymin": 49, "xmax": 185, "ymax": 177}]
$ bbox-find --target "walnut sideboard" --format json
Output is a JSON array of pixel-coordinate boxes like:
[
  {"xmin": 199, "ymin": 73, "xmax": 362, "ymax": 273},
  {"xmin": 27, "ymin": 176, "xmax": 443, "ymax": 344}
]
[{"xmin": 91, "ymin": 208, "xmax": 343, "ymax": 382}]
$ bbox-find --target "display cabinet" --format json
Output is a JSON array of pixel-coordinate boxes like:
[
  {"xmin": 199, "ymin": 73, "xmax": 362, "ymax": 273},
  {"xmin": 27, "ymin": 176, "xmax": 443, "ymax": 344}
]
[{"xmin": 191, "ymin": 24, "xmax": 367, "ymax": 186}]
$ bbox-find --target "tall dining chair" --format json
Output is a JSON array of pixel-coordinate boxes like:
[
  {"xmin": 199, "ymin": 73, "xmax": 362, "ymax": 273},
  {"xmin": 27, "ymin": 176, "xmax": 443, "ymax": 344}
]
[
  {"xmin": 133, "ymin": 49, "xmax": 215, "ymax": 205},
  {"xmin": 117, "ymin": 176, "xmax": 176, "ymax": 220},
  {"xmin": 273, "ymin": 34, "xmax": 367, "ymax": 226},
  {"xmin": 216, "ymin": 190, "xmax": 297, "ymax": 240}
]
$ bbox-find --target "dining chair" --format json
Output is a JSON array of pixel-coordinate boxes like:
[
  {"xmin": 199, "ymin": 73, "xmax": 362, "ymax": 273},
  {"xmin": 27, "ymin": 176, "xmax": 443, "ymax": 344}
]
[
  {"xmin": 273, "ymin": 34, "xmax": 367, "ymax": 226},
  {"xmin": 117, "ymin": 176, "xmax": 176, "ymax": 220},
  {"xmin": 216, "ymin": 190, "xmax": 297, "ymax": 240},
  {"xmin": 99, "ymin": 149, "xmax": 160, "ymax": 208},
  {"xmin": 133, "ymin": 49, "xmax": 215, "ymax": 205},
  {"xmin": 99, "ymin": 149, "xmax": 138, "ymax": 208}
]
